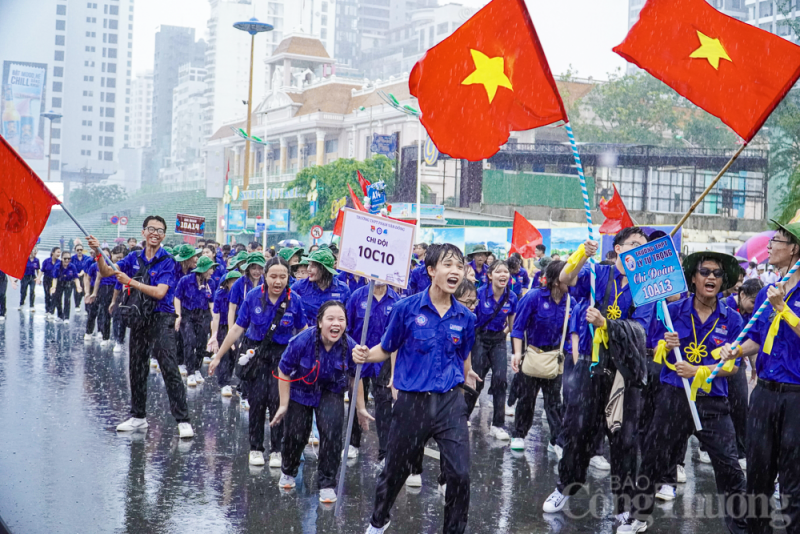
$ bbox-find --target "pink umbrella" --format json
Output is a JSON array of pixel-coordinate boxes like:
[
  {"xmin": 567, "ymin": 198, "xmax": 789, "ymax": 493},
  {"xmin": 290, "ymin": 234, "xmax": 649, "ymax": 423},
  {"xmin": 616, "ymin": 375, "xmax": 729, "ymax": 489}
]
[{"xmin": 735, "ymin": 230, "xmax": 776, "ymax": 265}]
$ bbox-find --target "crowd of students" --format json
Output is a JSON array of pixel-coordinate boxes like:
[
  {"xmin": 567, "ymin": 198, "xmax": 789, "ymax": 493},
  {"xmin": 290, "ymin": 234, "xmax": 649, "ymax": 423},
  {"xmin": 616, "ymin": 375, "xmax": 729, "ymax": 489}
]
[{"xmin": 6, "ymin": 213, "xmax": 800, "ymax": 534}]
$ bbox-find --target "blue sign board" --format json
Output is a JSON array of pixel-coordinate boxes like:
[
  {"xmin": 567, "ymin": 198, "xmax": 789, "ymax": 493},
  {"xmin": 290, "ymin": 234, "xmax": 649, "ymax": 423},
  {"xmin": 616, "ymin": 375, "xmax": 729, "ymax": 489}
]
[
  {"xmin": 620, "ymin": 236, "xmax": 686, "ymax": 308},
  {"xmin": 228, "ymin": 210, "xmax": 246, "ymax": 232},
  {"xmin": 255, "ymin": 222, "xmax": 266, "ymax": 233},
  {"xmin": 268, "ymin": 209, "xmax": 290, "ymax": 232},
  {"xmin": 366, "ymin": 182, "xmax": 386, "ymax": 215},
  {"xmin": 370, "ymin": 133, "xmax": 397, "ymax": 157}
]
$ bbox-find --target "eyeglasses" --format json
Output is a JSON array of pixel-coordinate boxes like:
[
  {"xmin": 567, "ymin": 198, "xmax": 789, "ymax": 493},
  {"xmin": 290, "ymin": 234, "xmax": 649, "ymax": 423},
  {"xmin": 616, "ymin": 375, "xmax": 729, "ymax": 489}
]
[
  {"xmin": 768, "ymin": 237, "xmax": 792, "ymax": 247},
  {"xmin": 145, "ymin": 226, "xmax": 166, "ymax": 235},
  {"xmin": 75, "ymin": 248, "xmax": 83, "ymax": 252},
  {"xmin": 459, "ymin": 298, "xmax": 478, "ymax": 308},
  {"xmin": 697, "ymin": 267, "xmax": 724, "ymax": 278},
  {"xmin": 619, "ymin": 241, "xmax": 644, "ymax": 248}
]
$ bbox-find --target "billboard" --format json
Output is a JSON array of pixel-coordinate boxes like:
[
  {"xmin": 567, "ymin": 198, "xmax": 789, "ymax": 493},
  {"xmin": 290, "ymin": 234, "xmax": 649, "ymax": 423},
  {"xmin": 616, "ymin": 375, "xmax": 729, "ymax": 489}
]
[
  {"xmin": 175, "ymin": 214, "xmax": 206, "ymax": 237},
  {"xmin": 2, "ymin": 61, "xmax": 47, "ymax": 159}
]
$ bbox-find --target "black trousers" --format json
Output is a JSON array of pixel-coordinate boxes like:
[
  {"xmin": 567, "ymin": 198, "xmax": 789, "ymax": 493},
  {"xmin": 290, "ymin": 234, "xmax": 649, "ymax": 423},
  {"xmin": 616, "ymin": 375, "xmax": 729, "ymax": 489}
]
[
  {"xmin": 43, "ymin": 275, "xmax": 54, "ymax": 313},
  {"xmin": 513, "ymin": 371, "xmax": 563, "ymax": 446},
  {"xmin": 73, "ymin": 283, "xmax": 84, "ymax": 310},
  {"xmin": 351, "ymin": 377, "xmax": 394, "ymax": 460},
  {"xmin": 214, "ymin": 324, "xmax": 235, "ymax": 387},
  {"xmin": 181, "ymin": 308, "xmax": 211, "ymax": 375},
  {"xmin": 242, "ymin": 342, "xmax": 286, "ymax": 454},
  {"xmin": 281, "ymin": 391, "xmax": 344, "ymax": 490},
  {"xmin": 558, "ymin": 359, "xmax": 641, "ymax": 515},
  {"xmin": 371, "ymin": 388, "xmax": 470, "ymax": 533},
  {"xmin": 562, "ymin": 356, "xmax": 604, "ymax": 456},
  {"xmin": 632, "ymin": 385, "xmax": 747, "ymax": 533},
  {"xmin": 465, "ymin": 331, "xmax": 508, "ymax": 428},
  {"xmin": 176, "ymin": 324, "xmax": 185, "ymax": 367},
  {"xmin": 0, "ymin": 274, "xmax": 6, "ymax": 316},
  {"xmin": 54, "ymin": 281, "xmax": 72, "ymax": 320},
  {"xmin": 129, "ymin": 313, "xmax": 189, "ymax": 423},
  {"xmin": 112, "ymin": 306, "xmax": 125, "ymax": 343},
  {"xmin": 95, "ymin": 285, "xmax": 114, "ymax": 340},
  {"xmin": 747, "ymin": 382, "xmax": 800, "ymax": 534},
  {"xmin": 85, "ymin": 298, "xmax": 99, "ymax": 334},
  {"xmin": 19, "ymin": 274, "xmax": 35, "ymax": 307},
  {"xmin": 727, "ymin": 368, "xmax": 749, "ymax": 460}
]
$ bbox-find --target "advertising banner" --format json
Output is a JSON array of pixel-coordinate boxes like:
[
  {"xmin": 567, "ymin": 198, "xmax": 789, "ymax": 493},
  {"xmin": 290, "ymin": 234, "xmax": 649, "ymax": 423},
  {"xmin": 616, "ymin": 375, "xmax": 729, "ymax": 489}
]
[
  {"xmin": 2, "ymin": 61, "xmax": 47, "ymax": 159},
  {"xmin": 268, "ymin": 209, "xmax": 290, "ymax": 232},
  {"xmin": 175, "ymin": 214, "xmax": 206, "ymax": 237},
  {"xmin": 228, "ymin": 210, "xmax": 246, "ymax": 232}
]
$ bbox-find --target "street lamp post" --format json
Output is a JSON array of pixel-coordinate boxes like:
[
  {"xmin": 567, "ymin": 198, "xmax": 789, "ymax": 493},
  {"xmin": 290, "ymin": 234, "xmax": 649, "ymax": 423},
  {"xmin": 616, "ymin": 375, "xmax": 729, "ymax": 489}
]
[
  {"xmin": 233, "ymin": 16, "xmax": 273, "ymax": 212},
  {"xmin": 42, "ymin": 110, "xmax": 62, "ymax": 181}
]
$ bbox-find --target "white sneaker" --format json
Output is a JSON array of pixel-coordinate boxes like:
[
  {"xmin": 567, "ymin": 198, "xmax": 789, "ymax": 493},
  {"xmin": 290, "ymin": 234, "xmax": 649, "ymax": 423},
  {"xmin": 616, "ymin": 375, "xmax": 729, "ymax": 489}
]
[
  {"xmin": 116, "ymin": 417, "xmax": 148, "ymax": 432},
  {"xmin": 62, "ymin": 318, "xmax": 69, "ymax": 324},
  {"xmin": 187, "ymin": 374, "xmax": 197, "ymax": 387},
  {"xmin": 279, "ymin": 473, "xmax": 296, "ymax": 489},
  {"xmin": 178, "ymin": 365, "xmax": 188, "ymax": 377},
  {"xmin": 0, "ymin": 316, "xmax": 4, "ymax": 322},
  {"xmin": 319, "ymin": 488, "xmax": 337, "ymax": 503},
  {"xmin": 655, "ymin": 484, "xmax": 676, "ymax": 501},
  {"xmin": 739, "ymin": 458, "xmax": 747, "ymax": 470},
  {"xmin": 365, "ymin": 522, "xmax": 391, "ymax": 534},
  {"xmin": 194, "ymin": 371, "xmax": 205, "ymax": 384},
  {"xmin": 510, "ymin": 437, "xmax": 525, "ymax": 450},
  {"xmin": 439, "ymin": 483, "xmax": 447, "ymax": 495},
  {"xmin": 84, "ymin": 333, "xmax": 93, "ymax": 341},
  {"xmin": 113, "ymin": 343, "xmax": 122, "ymax": 353},
  {"xmin": 99, "ymin": 340, "xmax": 108, "ymax": 347},
  {"xmin": 615, "ymin": 512, "xmax": 630, "ymax": 525},
  {"xmin": 344, "ymin": 392, "xmax": 350, "ymax": 403},
  {"xmin": 249, "ymin": 451, "xmax": 265, "ymax": 466},
  {"xmin": 774, "ymin": 482, "xmax": 781, "ymax": 501},
  {"xmin": 202, "ymin": 356, "xmax": 212, "ymax": 365},
  {"xmin": 178, "ymin": 422, "xmax": 194, "ymax": 438},
  {"xmin": 548, "ymin": 443, "xmax": 563, "ymax": 460},
  {"xmin": 542, "ymin": 409, "xmax": 548, "ymax": 421},
  {"xmin": 269, "ymin": 452, "xmax": 281, "ymax": 468},
  {"xmin": 240, "ymin": 398, "xmax": 250, "ymax": 410},
  {"xmin": 677, "ymin": 465, "xmax": 687, "ymax": 483},
  {"xmin": 617, "ymin": 518, "xmax": 648, "ymax": 533},
  {"xmin": 475, "ymin": 399, "xmax": 481, "ymax": 408},
  {"xmin": 221, "ymin": 385, "xmax": 233, "ymax": 397},
  {"xmin": 505, "ymin": 404, "xmax": 515, "ymax": 417},
  {"xmin": 150, "ymin": 358, "xmax": 158, "ymax": 368},
  {"xmin": 490, "ymin": 426, "xmax": 510, "ymax": 441},
  {"xmin": 405, "ymin": 474, "xmax": 422, "ymax": 487},
  {"xmin": 699, "ymin": 450, "xmax": 711, "ymax": 464},
  {"xmin": 590, "ymin": 455, "xmax": 611, "ymax": 470},
  {"xmin": 54, "ymin": 317, "xmax": 62, "ymax": 323},
  {"xmin": 543, "ymin": 488, "xmax": 569, "ymax": 513},
  {"xmin": 309, "ymin": 435, "xmax": 319, "ymax": 445},
  {"xmin": 343, "ymin": 445, "xmax": 359, "ymax": 459}
]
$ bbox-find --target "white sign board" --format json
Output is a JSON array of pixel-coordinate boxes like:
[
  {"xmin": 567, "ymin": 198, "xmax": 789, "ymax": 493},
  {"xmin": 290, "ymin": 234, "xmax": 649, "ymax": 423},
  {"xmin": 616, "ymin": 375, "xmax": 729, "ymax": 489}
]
[{"xmin": 336, "ymin": 208, "xmax": 416, "ymax": 289}]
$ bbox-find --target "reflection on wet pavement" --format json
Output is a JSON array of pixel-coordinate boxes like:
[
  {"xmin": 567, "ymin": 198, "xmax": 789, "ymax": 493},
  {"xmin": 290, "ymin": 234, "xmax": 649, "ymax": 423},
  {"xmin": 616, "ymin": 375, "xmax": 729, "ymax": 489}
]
[{"xmin": 0, "ymin": 286, "xmax": 728, "ymax": 533}]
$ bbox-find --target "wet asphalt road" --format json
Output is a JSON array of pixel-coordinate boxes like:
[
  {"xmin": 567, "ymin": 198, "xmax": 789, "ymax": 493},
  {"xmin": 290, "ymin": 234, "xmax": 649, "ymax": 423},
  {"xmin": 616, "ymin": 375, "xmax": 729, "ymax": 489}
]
[{"xmin": 0, "ymin": 284, "xmax": 731, "ymax": 534}]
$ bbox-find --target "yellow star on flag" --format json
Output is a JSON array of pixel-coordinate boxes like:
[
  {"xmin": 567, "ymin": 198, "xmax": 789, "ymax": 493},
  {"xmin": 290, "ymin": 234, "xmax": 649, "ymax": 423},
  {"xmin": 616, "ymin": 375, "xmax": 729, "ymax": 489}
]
[
  {"xmin": 689, "ymin": 30, "xmax": 732, "ymax": 70},
  {"xmin": 461, "ymin": 49, "xmax": 513, "ymax": 103}
]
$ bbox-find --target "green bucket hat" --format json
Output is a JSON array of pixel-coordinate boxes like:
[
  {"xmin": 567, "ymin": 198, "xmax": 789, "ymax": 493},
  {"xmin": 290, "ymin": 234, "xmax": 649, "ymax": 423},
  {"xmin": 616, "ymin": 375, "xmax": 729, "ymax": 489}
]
[
  {"xmin": 303, "ymin": 248, "xmax": 338, "ymax": 275},
  {"xmin": 682, "ymin": 251, "xmax": 741, "ymax": 292},
  {"xmin": 467, "ymin": 243, "xmax": 489, "ymax": 258},
  {"xmin": 534, "ymin": 256, "xmax": 553, "ymax": 270},
  {"xmin": 174, "ymin": 244, "xmax": 201, "ymax": 263},
  {"xmin": 278, "ymin": 247, "xmax": 304, "ymax": 262},
  {"xmin": 226, "ymin": 250, "xmax": 249, "ymax": 270},
  {"xmin": 771, "ymin": 219, "xmax": 800, "ymax": 245},
  {"xmin": 243, "ymin": 252, "xmax": 266, "ymax": 269},
  {"xmin": 163, "ymin": 246, "xmax": 174, "ymax": 256},
  {"xmin": 223, "ymin": 270, "xmax": 243, "ymax": 283},
  {"xmin": 192, "ymin": 255, "xmax": 219, "ymax": 274}
]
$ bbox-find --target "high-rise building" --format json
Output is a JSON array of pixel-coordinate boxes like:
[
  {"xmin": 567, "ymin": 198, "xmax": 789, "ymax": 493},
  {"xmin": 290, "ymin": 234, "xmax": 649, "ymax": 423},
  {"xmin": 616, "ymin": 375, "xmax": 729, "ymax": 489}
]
[
  {"xmin": 745, "ymin": 0, "xmax": 799, "ymax": 41},
  {"xmin": 159, "ymin": 64, "xmax": 207, "ymax": 185},
  {"xmin": 130, "ymin": 70, "xmax": 153, "ymax": 149}
]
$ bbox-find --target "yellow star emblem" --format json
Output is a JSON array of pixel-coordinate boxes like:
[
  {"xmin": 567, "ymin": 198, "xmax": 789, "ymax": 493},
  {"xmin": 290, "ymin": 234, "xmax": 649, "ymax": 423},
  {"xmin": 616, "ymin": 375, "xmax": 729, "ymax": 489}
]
[
  {"xmin": 461, "ymin": 49, "xmax": 513, "ymax": 103},
  {"xmin": 689, "ymin": 30, "xmax": 732, "ymax": 70}
]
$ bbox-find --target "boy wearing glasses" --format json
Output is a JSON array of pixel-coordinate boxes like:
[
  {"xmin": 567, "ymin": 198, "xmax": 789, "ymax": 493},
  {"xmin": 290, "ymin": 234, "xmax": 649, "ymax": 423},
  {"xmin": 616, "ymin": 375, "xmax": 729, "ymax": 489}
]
[{"xmin": 87, "ymin": 216, "xmax": 194, "ymax": 440}]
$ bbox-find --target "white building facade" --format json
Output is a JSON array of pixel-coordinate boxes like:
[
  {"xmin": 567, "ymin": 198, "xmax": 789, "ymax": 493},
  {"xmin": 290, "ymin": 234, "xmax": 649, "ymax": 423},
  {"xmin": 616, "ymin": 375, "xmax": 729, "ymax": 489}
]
[{"xmin": 130, "ymin": 70, "xmax": 152, "ymax": 149}]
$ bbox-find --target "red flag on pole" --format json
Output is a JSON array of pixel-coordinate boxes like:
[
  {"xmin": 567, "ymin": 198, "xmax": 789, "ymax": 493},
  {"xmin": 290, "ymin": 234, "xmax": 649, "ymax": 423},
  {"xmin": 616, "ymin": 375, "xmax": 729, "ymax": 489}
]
[
  {"xmin": 332, "ymin": 210, "xmax": 344, "ymax": 236},
  {"xmin": 0, "ymin": 135, "xmax": 61, "ymax": 278},
  {"xmin": 509, "ymin": 211, "xmax": 542, "ymax": 259},
  {"xmin": 347, "ymin": 183, "xmax": 367, "ymax": 212},
  {"xmin": 599, "ymin": 185, "xmax": 634, "ymax": 235},
  {"xmin": 357, "ymin": 170, "xmax": 371, "ymax": 197}
]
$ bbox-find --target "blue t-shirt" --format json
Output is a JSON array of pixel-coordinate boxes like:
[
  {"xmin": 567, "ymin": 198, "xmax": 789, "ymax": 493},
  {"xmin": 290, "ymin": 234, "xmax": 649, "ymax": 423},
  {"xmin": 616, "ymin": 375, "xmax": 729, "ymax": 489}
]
[
  {"xmin": 512, "ymin": 287, "xmax": 575, "ymax": 349},
  {"xmin": 42, "ymin": 258, "xmax": 60, "ymax": 278},
  {"xmin": 469, "ymin": 260, "xmax": 489, "ymax": 288},
  {"xmin": 745, "ymin": 282, "xmax": 800, "ymax": 385},
  {"xmin": 406, "ymin": 262, "xmax": 431, "ymax": 296},
  {"xmin": 278, "ymin": 327, "xmax": 357, "ymax": 407},
  {"xmin": 380, "ymin": 289, "xmax": 476, "ymax": 393},
  {"xmin": 648, "ymin": 296, "xmax": 743, "ymax": 397},
  {"xmin": 290, "ymin": 277, "xmax": 351, "ymax": 326},
  {"xmin": 175, "ymin": 273, "xmax": 214, "ymax": 311},
  {"xmin": 236, "ymin": 286, "xmax": 306, "ymax": 343},
  {"xmin": 346, "ymin": 285, "xmax": 400, "ymax": 378},
  {"xmin": 56, "ymin": 263, "xmax": 79, "ymax": 283},
  {"xmin": 531, "ymin": 270, "xmax": 543, "ymax": 290},
  {"xmin": 510, "ymin": 267, "xmax": 530, "ymax": 297},
  {"xmin": 336, "ymin": 271, "xmax": 368, "ymax": 294},
  {"xmin": 569, "ymin": 299, "xmax": 591, "ymax": 356},
  {"xmin": 71, "ymin": 254, "xmax": 94, "ymax": 276},
  {"xmin": 228, "ymin": 275, "xmax": 263, "ymax": 313},
  {"xmin": 476, "ymin": 284, "xmax": 517, "ymax": 332},
  {"xmin": 573, "ymin": 263, "xmax": 655, "ymax": 328},
  {"xmin": 210, "ymin": 263, "xmax": 227, "ymax": 288},
  {"xmin": 24, "ymin": 258, "xmax": 40, "ymax": 277},
  {"xmin": 116, "ymin": 248, "xmax": 178, "ymax": 314},
  {"xmin": 88, "ymin": 262, "xmax": 116, "ymax": 287},
  {"xmin": 213, "ymin": 285, "xmax": 231, "ymax": 325}
]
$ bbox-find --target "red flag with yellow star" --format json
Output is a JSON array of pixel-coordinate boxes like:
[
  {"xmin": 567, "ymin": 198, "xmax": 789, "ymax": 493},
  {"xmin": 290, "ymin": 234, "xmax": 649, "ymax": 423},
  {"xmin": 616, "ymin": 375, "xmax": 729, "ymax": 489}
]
[
  {"xmin": 409, "ymin": 0, "xmax": 567, "ymax": 161},
  {"xmin": 614, "ymin": 0, "xmax": 800, "ymax": 142}
]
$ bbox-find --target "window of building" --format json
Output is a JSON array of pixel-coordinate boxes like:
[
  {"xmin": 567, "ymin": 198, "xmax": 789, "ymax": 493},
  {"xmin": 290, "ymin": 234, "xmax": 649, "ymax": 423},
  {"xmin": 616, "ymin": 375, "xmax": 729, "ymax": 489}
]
[
  {"xmin": 56, "ymin": 4, "xmax": 66, "ymax": 15},
  {"xmin": 81, "ymin": 150, "xmax": 91, "ymax": 156},
  {"xmin": 52, "ymin": 97, "xmax": 62, "ymax": 108},
  {"xmin": 321, "ymin": 15, "xmax": 328, "ymax": 26},
  {"xmin": 437, "ymin": 22, "xmax": 448, "ymax": 35},
  {"xmin": 82, "ymin": 120, "xmax": 93, "ymax": 126},
  {"xmin": 429, "ymin": 26, "xmax": 434, "ymax": 44},
  {"xmin": 84, "ymin": 75, "xmax": 94, "ymax": 81},
  {"xmin": 105, "ymin": 107, "xmax": 115, "ymax": 117},
  {"xmin": 51, "ymin": 129, "xmax": 60, "ymax": 139},
  {"xmin": 109, "ymin": 19, "xmax": 118, "ymax": 30},
  {"xmin": 108, "ymin": 48, "xmax": 117, "ymax": 58},
  {"xmin": 53, "ymin": 82, "xmax": 63, "ymax": 92},
  {"xmin": 105, "ymin": 123, "xmax": 114, "ymax": 132},
  {"xmin": 83, "ymin": 90, "xmax": 94, "ymax": 96},
  {"xmin": 104, "ymin": 151, "xmax": 113, "ymax": 161},
  {"xmin": 104, "ymin": 137, "xmax": 114, "ymax": 147},
  {"xmin": 110, "ymin": 5, "xmax": 119, "ymax": 15},
  {"xmin": 85, "ymin": 46, "xmax": 96, "ymax": 52},
  {"xmin": 325, "ymin": 139, "xmax": 338, "ymax": 153},
  {"xmin": 106, "ymin": 93, "xmax": 115, "ymax": 103},
  {"xmin": 51, "ymin": 144, "xmax": 60, "ymax": 155},
  {"xmin": 759, "ymin": 1, "xmax": 773, "ymax": 17},
  {"xmin": 321, "ymin": 28, "xmax": 327, "ymax": 40},
  {"xmin": 56, "ymin": 20, "xmax": 66, "ymax": 30},
  {"xmin": 107, "ymin": 63, "xmax": 116, "ymax": 73},
  {"xmin": 55, "ymin": 50, "xmax": 65, "ymax": 61},
  {"xmin": 107, "ymin": 34, "xmax": 118, "ymax": 44},
  {"xmin": 87, "ymin": 16, "xmax": 96, "ymax": 23},
  {"xmin": 54, "ymin": 66, "xmax": 64, "ymax": 77}
]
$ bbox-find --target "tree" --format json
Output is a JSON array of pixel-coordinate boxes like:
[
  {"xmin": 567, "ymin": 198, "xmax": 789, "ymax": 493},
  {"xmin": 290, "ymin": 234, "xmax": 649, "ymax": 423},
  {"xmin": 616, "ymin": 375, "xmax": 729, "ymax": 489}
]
[
  {"xmin": 765, "ymin": 88, "xmax": 800, "ymax": 223},
  {"xmin": 285, "ymin": 156, "xmax": 396, "ymax": 233},
  {"xmin": 68, "ymin": 184, "xmax": 128, "ymax": 215}
]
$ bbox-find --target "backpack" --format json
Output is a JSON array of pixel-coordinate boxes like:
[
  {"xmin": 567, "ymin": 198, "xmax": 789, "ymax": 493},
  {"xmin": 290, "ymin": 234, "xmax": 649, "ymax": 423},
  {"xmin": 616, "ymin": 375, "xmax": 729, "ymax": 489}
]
[{"xmin": 118, "ymin": 252, "xmax": 169, "ymax": 328}]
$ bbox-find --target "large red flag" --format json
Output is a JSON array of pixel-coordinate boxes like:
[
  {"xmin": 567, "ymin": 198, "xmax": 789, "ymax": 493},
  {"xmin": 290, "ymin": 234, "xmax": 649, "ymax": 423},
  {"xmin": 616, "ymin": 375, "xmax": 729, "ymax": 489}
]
[
  {"xmin": 509, "ymin": 211, "xmax": 542, "ymax": 259},
  {"xmin": 347, "ymin": 183, "xmax": 367, "ymax": 212},
  {"xmin": 613, "ymin": 0, "xmax": 800, "ymax": 141},
  {"xmin": 357, "ymin": 170, "xmax": 370, "ymax": 197},
  {"xmin": 332, "ymin": 209, "xmax": 344, "ymax": 236},
  {"xmin": 0, "ymin": 135, "xmax": 61, "ymax": 278},
  {"xmin": 409, "ymin": 0, "xmax": 567, "ymax": 161},
  {"xmin": 599, "ymin": 185, "xmax": 634, "ymax": 235}
]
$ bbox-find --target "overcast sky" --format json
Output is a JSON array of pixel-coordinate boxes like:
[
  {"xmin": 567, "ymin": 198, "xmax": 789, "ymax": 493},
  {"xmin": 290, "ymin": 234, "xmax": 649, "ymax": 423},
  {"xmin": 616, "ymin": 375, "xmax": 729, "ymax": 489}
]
[{"xmin": 131, "ymin": 0, "xmax": 629, "ymax": 80}]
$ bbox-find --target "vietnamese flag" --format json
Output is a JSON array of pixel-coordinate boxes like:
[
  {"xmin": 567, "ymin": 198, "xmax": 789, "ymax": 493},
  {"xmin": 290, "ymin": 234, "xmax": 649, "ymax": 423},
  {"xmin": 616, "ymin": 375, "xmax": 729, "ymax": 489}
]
[
  {"xmin": 347, "ymin": 183, "xmax": 367, "ymax": 212},
  {"xmin": 357, "ymin": 170, "xmax": 371, "ymax": 196},
  {"xmin": 599, "ymin": 185, "xmax": 634, "ymax": 235},
  {"xmin": 332, "ymin": 209, "xmax": 344, "ymax": 236},
  {"xmin": 613, "ymin": 0, "xmax": 800, "ymax": 141},
  {"xmin": 409, "ymin": 0, "xmax": 567, "ymax": 161},
  {"xmin": 0, "ymin": 135, "xmax": 61, "ymax": 278},
  {"xmin": 509, "ymin": 211, "xmax": 543, "ymax": 259}
]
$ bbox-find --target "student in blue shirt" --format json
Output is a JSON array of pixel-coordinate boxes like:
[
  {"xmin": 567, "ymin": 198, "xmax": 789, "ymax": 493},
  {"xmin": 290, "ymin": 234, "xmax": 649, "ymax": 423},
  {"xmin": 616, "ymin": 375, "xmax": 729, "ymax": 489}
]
[
  {"xmin": 210, "ymin": 256, "xmax": 306, "ymax": 468},
  {"xmin": 337, "ymin": 270, "xmax": 368, "ymax": 294},
  {"xmin": 507, "ymin": 253, "xmax": 530, "ymax": 297},
  {"xmin": 53, "ymin": 251, "xmax": 82, "ymax": 323},
  {"xmin": 466, "ymin": 243, "xmax": 490, "ymax": 289},
  {"xmin": 720, "ymin": 221, "xmax": 800, "ymax": 533},
  {"xmin": 175, "ymin": 256, "xmax": 218, "ymax": 386},
  {"xmin": 270, "ymin": 301, "xmax": 362, "ymax": 504},
  {"xmin": 207, "ymin": 270, "xmax": 242, "ymax": 397},
  {"xmin": 71, "ymin": 244, "xmax": 93, "ymax": 313},
  {"xmin": 406, "ymin": 260, "xmax": 431, "ymax": 296},
  {"xmin": 278, "ymin": 246, "xmax": 304, "ymax": 286},
  {"xmin": 352, "ymin": 243, "xmax": 478, "ymax": 534},
  {"xmin": 41, "ymin": 246, "xmax": 61, "ymax": 317},
  {"xmin": 89, "ymin": 215, "xmax": 194, "ymax": 439},
  {"xmin": 623, "ymin": 252, "xmax": 747, "ymax": 534},
  {"xmin": 227, "ymin": 252, "xmax": 265, "ymax": 328},
  {"xmin": 172, "ymin": 244, "xmax": 202, "ymax": 372},
  {"xmin": 85, "ymin": 246, "xmax": 125, "ymax": 346},
  {"xmin": 19, "ymin": 248, "xmax": 40, "ymax": 310},
  {"xmin": 465, "ymin": 260, "xmax": 517, "ymax": 439},
  {"xmin": 346, "ymin": 281, "xmax": 401, "ymax": 461},
  {"xmin": 291, "ymin": 248, "xmax": 351, "ymax": 325}
]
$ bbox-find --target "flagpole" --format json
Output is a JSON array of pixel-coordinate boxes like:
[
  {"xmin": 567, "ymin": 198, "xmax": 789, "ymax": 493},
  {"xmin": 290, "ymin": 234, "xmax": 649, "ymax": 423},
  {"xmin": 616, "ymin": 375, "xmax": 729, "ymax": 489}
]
[
  {"xmin": 670, "ymin": 142, "xmax": 748, "ymax": 237},
  {"xmin": 60, "ymin": 204, "xmax": 118, "ymax": 271}
]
